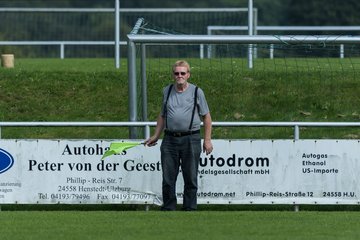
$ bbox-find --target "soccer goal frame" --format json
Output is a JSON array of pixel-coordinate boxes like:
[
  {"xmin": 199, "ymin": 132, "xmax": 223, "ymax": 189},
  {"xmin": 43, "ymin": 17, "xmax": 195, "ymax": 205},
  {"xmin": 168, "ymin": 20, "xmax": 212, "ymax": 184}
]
[{"xmin": 127, "ymin": 34, "xmax": 360, "ymax": 139}]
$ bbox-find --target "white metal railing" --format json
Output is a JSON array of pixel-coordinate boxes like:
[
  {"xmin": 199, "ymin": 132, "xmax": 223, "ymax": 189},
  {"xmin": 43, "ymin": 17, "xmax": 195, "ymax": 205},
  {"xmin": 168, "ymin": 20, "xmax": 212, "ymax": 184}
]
[
  {"xmin": 2, "ymin": 121, "xmax": 360, "ymax": 140},
  {"xmin": 0, "ymin": 1, "xmax": 122, "ymax": 67},
  {"xmin": 0, "ymin": 41, "xmax": 127, "ymax": 59}
]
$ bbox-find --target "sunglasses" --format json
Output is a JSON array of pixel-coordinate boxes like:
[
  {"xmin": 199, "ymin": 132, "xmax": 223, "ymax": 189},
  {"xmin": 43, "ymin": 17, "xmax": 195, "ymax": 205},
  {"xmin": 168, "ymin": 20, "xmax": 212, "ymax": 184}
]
[{"xmin": 173, "ymin": 71, "xmax": 187, "ymax": 76}]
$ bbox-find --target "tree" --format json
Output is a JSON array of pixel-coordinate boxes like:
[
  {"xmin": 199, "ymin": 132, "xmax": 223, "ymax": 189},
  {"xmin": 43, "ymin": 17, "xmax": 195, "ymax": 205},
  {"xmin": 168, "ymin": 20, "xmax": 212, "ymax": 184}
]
[{"xmin": 283, "ymin": 0, "xmax": 360, "ymax": 26}]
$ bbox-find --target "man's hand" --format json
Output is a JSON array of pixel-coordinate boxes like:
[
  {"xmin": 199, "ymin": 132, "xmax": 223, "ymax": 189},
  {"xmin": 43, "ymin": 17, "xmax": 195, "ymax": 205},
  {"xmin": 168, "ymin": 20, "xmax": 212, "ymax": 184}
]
[
  {"xmin": 203, "ymin": 139, "xmax": 213, "ymax": 155},
  {"xmin": 144, "ymin": 136, "xmax": 158, "ymax": 147}
]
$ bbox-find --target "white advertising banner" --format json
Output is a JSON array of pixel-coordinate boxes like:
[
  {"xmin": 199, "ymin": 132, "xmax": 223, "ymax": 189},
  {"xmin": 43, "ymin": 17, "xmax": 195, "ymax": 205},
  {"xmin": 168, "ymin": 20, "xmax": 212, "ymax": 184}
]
[{"xmin": 0, "ymin": 139, "xmax": 359, "ymax": 205}]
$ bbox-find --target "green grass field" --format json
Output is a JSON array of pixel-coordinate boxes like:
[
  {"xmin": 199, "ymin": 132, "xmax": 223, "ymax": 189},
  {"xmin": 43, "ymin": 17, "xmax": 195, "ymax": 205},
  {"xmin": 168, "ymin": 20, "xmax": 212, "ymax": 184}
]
[{"xmin": 1, "ymin": 211, "xmax": 360, "ymax": 240}]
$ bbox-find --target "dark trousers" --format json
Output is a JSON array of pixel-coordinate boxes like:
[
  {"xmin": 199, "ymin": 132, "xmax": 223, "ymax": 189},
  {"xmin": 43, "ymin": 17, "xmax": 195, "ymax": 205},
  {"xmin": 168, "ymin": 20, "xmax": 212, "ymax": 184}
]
[{"xmin": 160, "ymin": 133, "xmax": 201, "ymax": 210}]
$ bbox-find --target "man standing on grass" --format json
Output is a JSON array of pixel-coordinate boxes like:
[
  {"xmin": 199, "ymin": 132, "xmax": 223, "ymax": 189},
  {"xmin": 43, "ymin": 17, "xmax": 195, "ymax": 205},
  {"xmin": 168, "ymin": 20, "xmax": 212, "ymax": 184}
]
[{"xmin": 145, "ymin": 60, "xmax": 213, "ymax": 211}]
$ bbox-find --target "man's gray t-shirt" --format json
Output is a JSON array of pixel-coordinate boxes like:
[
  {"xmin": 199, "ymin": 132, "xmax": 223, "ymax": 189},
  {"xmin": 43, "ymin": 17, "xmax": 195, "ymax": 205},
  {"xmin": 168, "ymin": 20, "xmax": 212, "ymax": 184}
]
[{"xmin": 161, "ymin": 83, "xmax": 209, "ymax": 132}]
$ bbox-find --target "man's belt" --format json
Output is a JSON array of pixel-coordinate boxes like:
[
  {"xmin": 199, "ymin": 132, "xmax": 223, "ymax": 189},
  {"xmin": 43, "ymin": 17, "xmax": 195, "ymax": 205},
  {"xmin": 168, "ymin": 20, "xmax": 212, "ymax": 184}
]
[{"xmin": 164, "ymin": 129, "xmax": 200, "ymax": 137}]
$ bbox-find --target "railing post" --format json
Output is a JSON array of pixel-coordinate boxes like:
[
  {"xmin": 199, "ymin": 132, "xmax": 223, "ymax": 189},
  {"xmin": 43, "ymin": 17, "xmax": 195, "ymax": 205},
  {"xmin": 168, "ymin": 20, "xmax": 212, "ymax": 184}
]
[
  {"xmin": 207, "ymin": 28, "xmax": 212, "ymax": 59},
  {"xmin": 200, "ymin": 44, "xmax": 204, "ymax": 59},
  {"xmin": 340, "ymin": 44, "xmax": 344, "ymax": 59},
  {"xmin": 294, "ymin": 204, "xmax": 299, "ymax": 212},
  {"xmin": 269, "ymin": 44, "xmax": 274, "ymax": 59},
  {"xmin": 294, "ymin": 125, "xmax": 300, "ymax": 140},
  {"xmin": 60, "ymin": 44, "xmax": 65, "ymax": 59}
]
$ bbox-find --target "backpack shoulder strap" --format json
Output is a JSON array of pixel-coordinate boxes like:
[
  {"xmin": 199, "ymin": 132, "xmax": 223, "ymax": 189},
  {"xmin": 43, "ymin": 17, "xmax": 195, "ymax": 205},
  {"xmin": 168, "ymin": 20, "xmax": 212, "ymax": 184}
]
[
  {"xmin": 165, "ymin": 84, "xmax": 173, "ymax": 104},
  {"xmin": 188, "ymin": 86, "xmax": 199, "ymax": 130},
  {"xmin": 164, "ymin": 84, "xmax": 173, "ymax": 129}
]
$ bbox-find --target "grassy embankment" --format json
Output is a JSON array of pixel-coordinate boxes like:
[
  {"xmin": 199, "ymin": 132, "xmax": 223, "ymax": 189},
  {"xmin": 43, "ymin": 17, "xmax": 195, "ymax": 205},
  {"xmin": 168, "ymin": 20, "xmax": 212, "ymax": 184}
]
[{"xmin": 1, "ymin": 58, "xmax": 360, "ymax": 139}]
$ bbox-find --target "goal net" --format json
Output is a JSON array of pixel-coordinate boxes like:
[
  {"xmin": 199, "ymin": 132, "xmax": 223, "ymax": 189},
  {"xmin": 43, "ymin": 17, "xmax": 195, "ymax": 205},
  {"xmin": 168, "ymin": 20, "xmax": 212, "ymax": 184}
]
[{"xmin": 131, "ymin": 20, "xmax": 360, "ymax": 139}]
